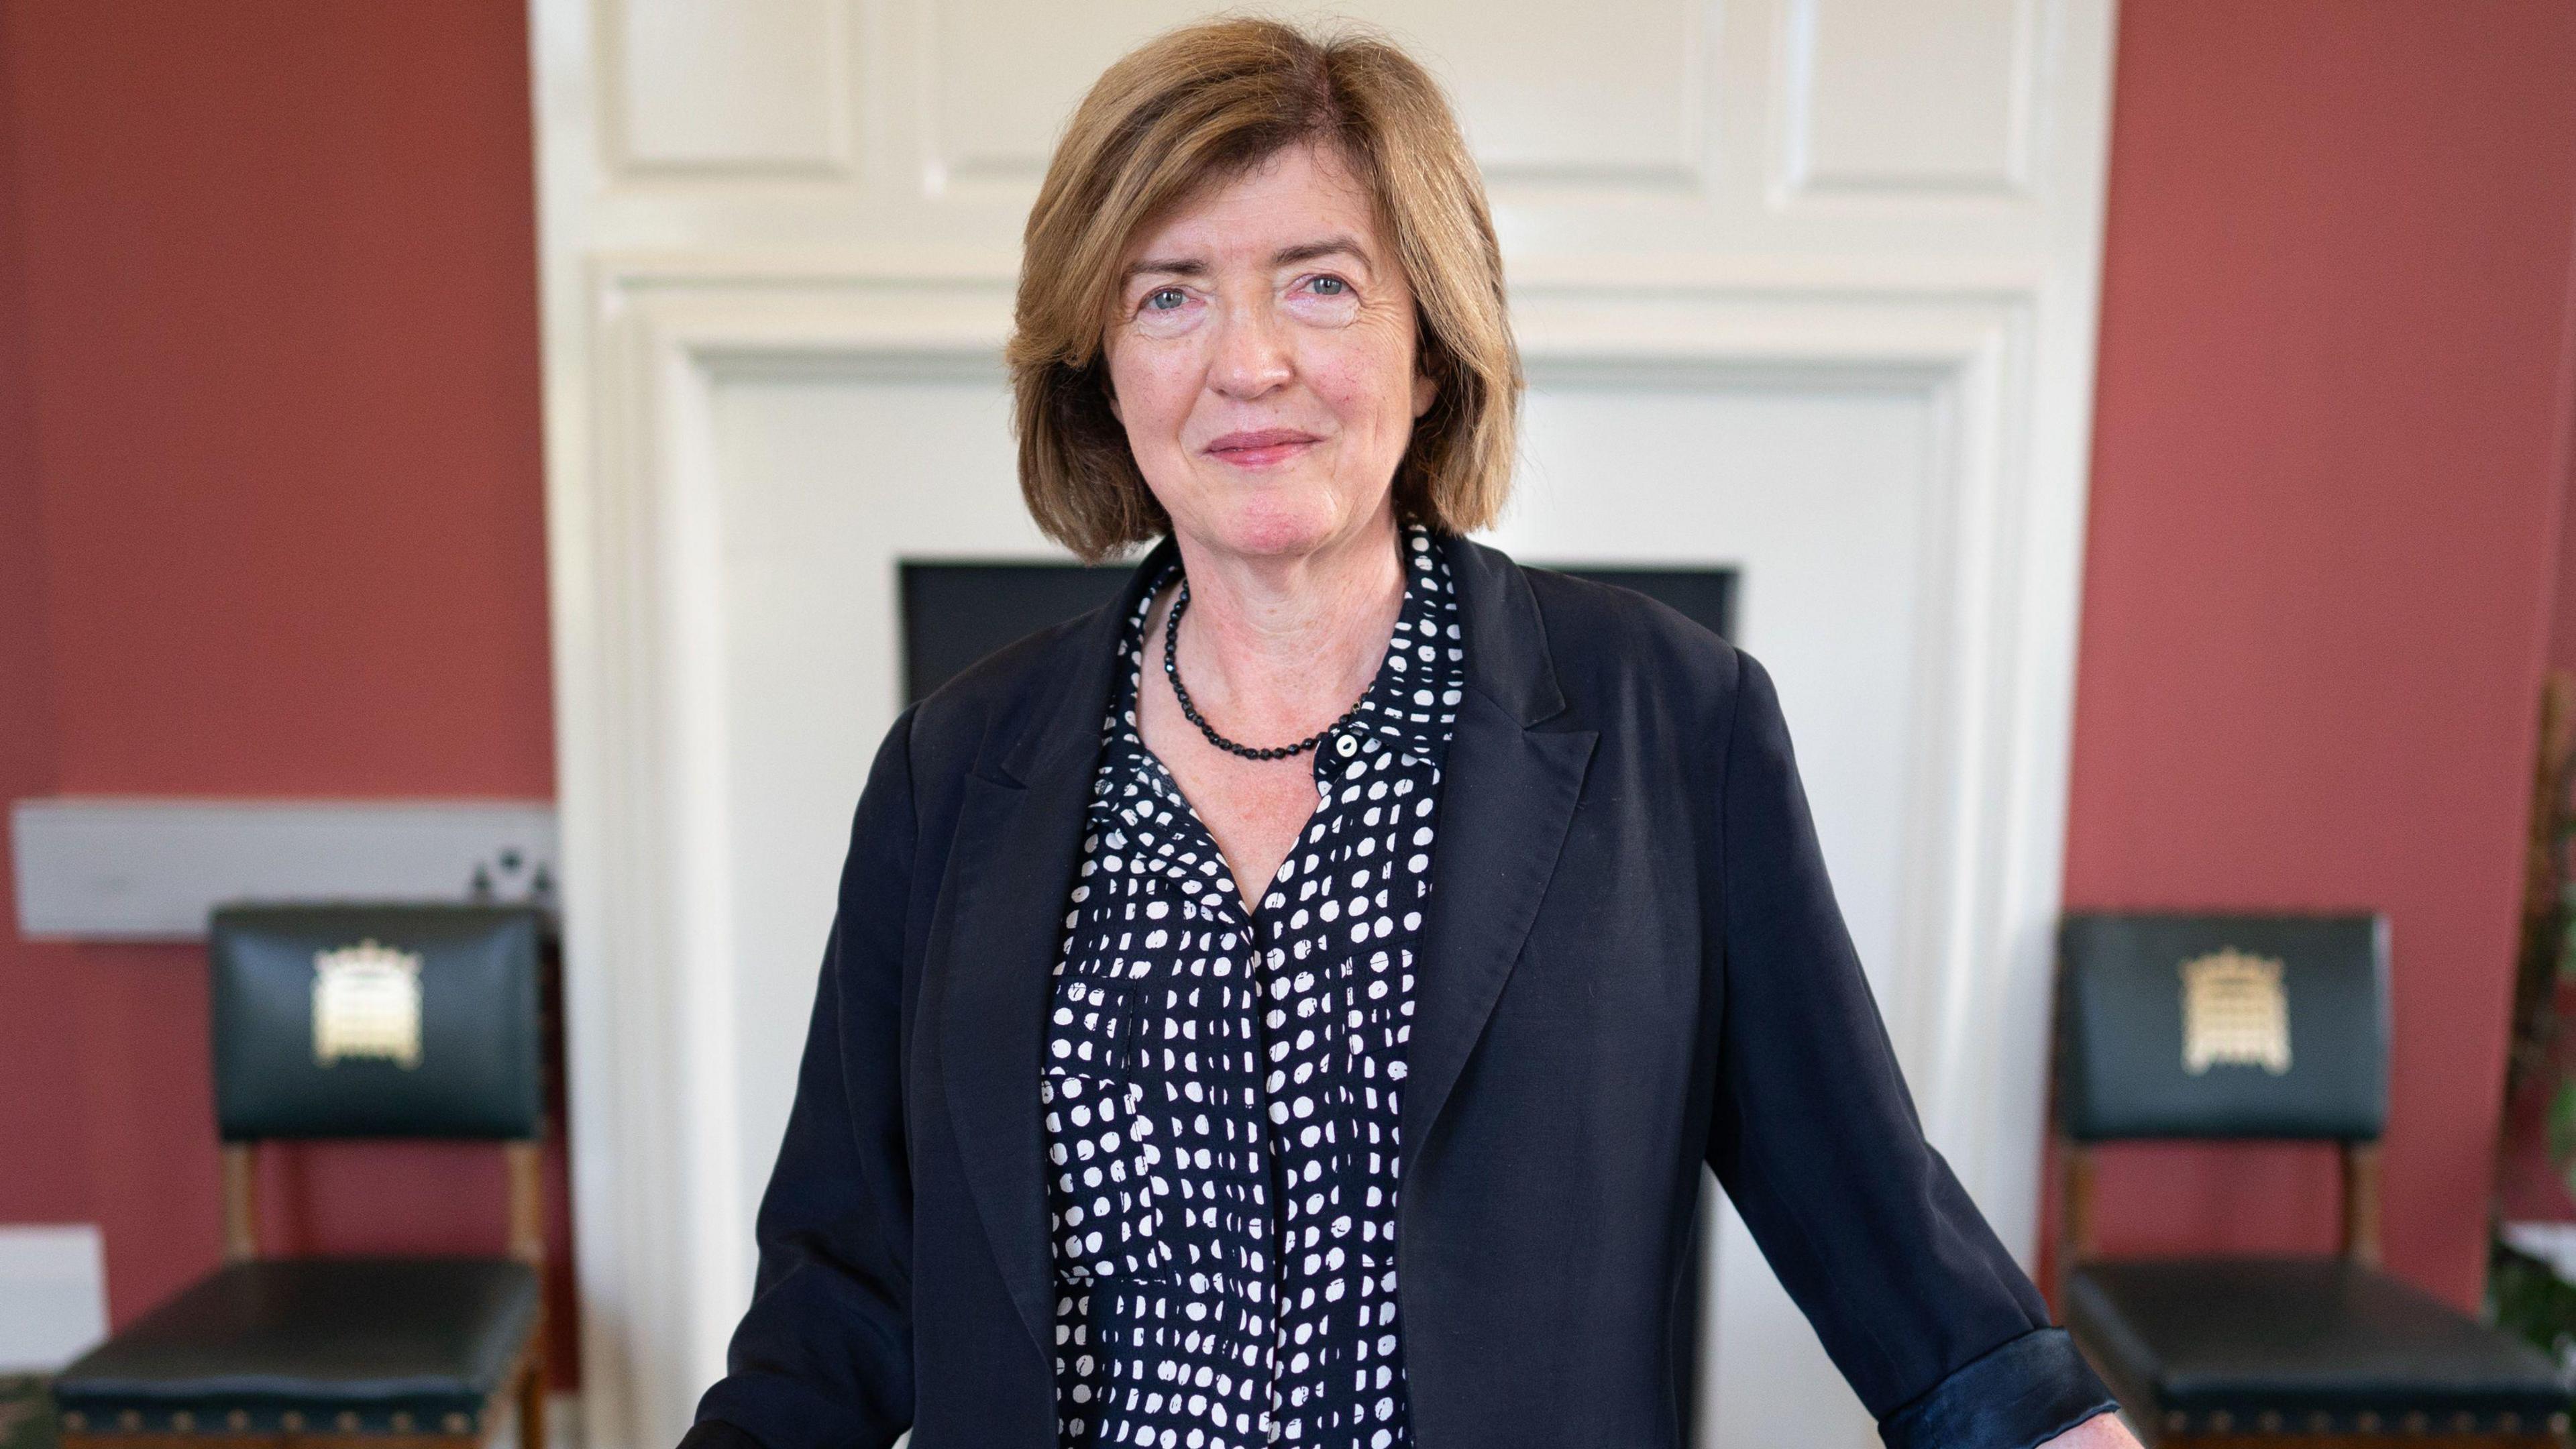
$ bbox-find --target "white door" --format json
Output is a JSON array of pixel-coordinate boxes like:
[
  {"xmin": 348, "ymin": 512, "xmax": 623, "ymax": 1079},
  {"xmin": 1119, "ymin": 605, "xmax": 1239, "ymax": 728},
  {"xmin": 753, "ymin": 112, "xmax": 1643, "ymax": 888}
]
[{"xmin": 531, "ymin": 4, "xmax": 2117, "ymax": 1448}]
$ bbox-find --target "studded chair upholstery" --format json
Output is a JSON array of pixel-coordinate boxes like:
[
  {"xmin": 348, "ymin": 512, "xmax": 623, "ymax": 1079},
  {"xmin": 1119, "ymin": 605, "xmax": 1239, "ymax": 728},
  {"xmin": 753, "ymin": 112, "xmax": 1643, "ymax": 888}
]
[
  {"xmin": 2055, "ymin": 912, "xmax": 2569, "ymax": 1447},
  {"xmin": 53, "ymin": 905, "xmax": 551, "ymax": 1449}
]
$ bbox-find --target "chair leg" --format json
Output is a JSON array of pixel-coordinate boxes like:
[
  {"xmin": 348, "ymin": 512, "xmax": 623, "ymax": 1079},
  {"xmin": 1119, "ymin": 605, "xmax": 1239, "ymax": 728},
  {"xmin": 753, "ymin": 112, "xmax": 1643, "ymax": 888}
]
[{"xmin": 517, "ymin": 1349, "xmax": 547, "ymax": 1449}]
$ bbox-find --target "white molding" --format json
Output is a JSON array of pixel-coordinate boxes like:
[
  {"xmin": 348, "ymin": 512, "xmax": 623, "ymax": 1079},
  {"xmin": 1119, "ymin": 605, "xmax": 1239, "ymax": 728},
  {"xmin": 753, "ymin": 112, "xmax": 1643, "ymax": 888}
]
[
  {"xmin": 9, "ymin": 798, "xmax": 557, "ymax": 940},
  {"xmin": 597, "ymin": 0, "xmax": 858, "ymax": 181},
  {"xmin": 1773, "ymin": 0, "xmax": 2046, "ymax": 203}
]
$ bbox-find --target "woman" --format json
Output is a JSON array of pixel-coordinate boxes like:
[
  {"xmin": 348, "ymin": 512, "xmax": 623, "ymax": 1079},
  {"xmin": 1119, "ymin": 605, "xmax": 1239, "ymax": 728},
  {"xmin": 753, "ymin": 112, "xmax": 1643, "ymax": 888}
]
[{"xmin": 681, "ymin": 17, "xmax": 2136, "ymax": 1449}]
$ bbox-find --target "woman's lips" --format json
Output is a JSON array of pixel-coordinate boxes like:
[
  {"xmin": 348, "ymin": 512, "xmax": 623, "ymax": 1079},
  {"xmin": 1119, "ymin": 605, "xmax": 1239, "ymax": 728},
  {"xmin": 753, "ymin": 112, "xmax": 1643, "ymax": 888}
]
[{"xmin": 1203, "ymin": 429, "xmax": 1319, "ymax": 468}]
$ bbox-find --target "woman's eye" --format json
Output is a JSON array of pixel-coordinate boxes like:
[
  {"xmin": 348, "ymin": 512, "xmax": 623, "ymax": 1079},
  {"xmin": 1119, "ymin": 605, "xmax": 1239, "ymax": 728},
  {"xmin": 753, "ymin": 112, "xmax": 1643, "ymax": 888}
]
[
  {"xmin": 1308, "ymin": 276, "xmax": 1348, "ymax": 296},
  {"xmin": 1144, "ymin": 287, "xmax": 1187, "ymax": 311}
]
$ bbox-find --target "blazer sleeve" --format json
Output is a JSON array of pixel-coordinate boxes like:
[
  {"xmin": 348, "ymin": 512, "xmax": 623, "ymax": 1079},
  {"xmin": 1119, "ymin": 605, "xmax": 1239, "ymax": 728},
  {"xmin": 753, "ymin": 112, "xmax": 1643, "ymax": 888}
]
[
  {"xmin": 1705, "ymin": 651, "xmax": 2116, "ymax": 1449},
  {"xmin": 682, "ymin": 704, "xmax": 923, "ymax": 1449}
]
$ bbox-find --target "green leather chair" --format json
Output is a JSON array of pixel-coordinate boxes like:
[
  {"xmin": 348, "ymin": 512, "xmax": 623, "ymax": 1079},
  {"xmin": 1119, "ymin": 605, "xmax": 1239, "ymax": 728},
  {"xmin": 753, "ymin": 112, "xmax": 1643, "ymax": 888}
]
[
  {"xmin": 2055, "ymin": 912, "xmax": 2570, "ymax": 1446},
  {"xmin": 54, "ymin": 905, "xmax": 551, "ymax": 1449}
]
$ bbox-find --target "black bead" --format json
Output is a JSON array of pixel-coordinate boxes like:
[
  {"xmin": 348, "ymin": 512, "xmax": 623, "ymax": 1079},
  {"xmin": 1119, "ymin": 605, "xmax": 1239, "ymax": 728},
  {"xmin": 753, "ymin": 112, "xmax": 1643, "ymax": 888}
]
[{"xmin": 1163, "ymin": 576, "xmax": 1369, "ymax": 761}]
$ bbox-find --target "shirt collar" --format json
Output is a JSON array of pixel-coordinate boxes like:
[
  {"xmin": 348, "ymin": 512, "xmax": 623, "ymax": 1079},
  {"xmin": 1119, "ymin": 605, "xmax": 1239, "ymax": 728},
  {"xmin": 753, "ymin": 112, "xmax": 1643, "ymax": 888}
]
[
  {"xmin": 1116, "ymin": 520, "xmax": 1464, "ymax": 765},
  {"xmin": 1348, "ymin": 521, "xmax": 1464, "ymax": 759}
]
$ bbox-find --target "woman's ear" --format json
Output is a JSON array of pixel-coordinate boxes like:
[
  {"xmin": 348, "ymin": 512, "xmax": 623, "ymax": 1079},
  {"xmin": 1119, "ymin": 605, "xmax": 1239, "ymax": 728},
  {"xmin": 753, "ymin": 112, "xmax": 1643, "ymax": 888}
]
[{"xmin": 1411, "ymin": 367, "xmax": 1437, "ymax": 419}]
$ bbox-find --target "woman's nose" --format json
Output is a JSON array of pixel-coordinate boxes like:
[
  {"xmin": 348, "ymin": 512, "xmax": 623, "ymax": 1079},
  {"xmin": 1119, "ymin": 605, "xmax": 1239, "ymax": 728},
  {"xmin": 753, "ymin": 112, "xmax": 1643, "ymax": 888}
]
[{"xmin": 1206, "ymin": 297, "xmax": 1293, "ymax": 399}]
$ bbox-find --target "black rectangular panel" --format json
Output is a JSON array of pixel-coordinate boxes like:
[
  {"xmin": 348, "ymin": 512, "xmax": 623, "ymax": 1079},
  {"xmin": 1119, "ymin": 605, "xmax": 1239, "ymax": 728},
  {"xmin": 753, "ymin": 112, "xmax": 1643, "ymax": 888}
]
[{"xmin": 900, "ymin": 557, "xmax": 1737, "ymax": 704}]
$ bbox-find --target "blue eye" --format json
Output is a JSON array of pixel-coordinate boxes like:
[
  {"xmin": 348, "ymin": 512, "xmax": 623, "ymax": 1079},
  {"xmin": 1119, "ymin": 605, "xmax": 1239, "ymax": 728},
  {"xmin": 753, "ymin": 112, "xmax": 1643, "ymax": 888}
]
[
  {"xmin": 1309, "ymin": 276, "xmax": 1348, "ymax": 295},
  {"xmin": 1145, "ymin": 287, "xmax": 1187, "ymax": 311}
]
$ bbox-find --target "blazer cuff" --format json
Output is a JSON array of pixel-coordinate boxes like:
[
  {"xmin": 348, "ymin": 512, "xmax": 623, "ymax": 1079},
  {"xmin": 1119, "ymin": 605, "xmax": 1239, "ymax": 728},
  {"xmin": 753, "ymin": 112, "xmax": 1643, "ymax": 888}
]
[
  {"xmin": 1878, "ymin": 1326, "xmax": 2121, "ymax": 1449},
  {"xmin": 677, "ymin": 1421, "xmax": 768, "ymax": 1449}
]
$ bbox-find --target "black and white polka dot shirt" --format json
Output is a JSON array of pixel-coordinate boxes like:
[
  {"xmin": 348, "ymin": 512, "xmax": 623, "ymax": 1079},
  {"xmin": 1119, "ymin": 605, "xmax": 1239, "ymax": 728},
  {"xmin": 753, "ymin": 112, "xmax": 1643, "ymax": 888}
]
[{"xmin": 1042, "ymin": 521, "xmax": 1463, "ymax": 1449}]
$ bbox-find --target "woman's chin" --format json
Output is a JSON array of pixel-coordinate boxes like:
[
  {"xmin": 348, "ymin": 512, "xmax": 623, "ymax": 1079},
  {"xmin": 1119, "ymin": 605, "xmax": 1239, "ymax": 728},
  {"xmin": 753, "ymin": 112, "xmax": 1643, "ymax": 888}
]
[{"xmin": 1181, "ymin": 483, "xmax": 1386, "ymax": 560}]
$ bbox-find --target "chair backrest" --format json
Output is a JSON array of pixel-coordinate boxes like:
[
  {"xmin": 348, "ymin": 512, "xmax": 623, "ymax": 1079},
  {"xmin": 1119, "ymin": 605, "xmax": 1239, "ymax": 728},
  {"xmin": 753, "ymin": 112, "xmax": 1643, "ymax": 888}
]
[
  {"xmin": 210, "ymin": 903, "xmax": 545, "ymax": 1142},
  {"xmin": 2056, "ymin": 912, "xmax": 2389, "ymax": 1143}
]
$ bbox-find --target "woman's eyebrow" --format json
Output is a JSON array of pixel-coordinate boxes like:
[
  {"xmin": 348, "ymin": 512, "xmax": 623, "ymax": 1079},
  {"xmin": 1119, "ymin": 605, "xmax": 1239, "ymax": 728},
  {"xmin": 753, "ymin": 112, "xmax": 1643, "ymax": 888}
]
[
  {"xmin": 1121, "ymin": 235, "xmax": 1374, "ymax": 283},
  {"xmin": 1124, "ymin": 256, "xmax": 1206, "ymax": 281},
  {"xmin": 1271, "ymin": 236, "xmax": 1371, "ymax": 268}
]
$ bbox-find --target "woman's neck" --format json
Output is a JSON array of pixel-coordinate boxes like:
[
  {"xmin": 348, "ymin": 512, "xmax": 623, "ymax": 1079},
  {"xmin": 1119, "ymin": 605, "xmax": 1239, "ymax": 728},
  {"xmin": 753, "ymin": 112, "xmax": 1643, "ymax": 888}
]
[{"xmin": 1159, "ymin": 514, "xmax": 1409, "ymax": 742}]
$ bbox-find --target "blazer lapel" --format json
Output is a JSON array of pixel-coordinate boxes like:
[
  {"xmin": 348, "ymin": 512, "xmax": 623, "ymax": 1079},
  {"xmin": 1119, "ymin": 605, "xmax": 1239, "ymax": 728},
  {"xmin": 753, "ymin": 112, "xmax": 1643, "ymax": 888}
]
[
  {"xmin": 1399, "ymin": 532, "xmax": 1599, "ymax": 1183},
  {"xmin": 932, "ymin": 527, "xmax": 1597, "ymax": 1363},
  {"xmin": 936, "ymin": 533, "xmax": 1175, "ymax": 1363}
]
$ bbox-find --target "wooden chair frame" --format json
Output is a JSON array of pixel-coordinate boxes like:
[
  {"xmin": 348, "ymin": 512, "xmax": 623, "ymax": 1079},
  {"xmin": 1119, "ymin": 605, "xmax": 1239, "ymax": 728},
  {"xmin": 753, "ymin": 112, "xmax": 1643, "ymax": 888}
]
[
  {"xmin": 2057, "ymin": 1138, "xmax": 2567, "ymax": 1449},
  {"xmin": 2056, "ymin": 1136, "xmax": 2382, "ymax": 1305},
  {"xmin": 60, "ymin": 1140, "xmax": 550, "ymax": 1449}
]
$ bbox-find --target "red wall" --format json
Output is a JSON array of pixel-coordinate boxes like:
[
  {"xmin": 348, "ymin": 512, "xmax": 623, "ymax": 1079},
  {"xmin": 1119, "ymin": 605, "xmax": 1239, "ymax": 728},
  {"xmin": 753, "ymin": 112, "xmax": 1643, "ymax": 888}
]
[
  {"xmin": 0, "ymin": 0, "xmax": 569, "ymax": 1373},
  {"xmin": 2056, "ymin": 0, "xmax": 2576, "ymax": 1309}
]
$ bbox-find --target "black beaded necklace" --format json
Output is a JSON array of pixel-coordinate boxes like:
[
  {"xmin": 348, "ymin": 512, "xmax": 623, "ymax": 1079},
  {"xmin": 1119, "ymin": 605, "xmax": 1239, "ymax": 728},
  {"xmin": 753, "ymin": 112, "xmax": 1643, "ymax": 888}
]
[{"xmin": 1161, "ymin": 570, "xmax": 1376, "ymax": 762}]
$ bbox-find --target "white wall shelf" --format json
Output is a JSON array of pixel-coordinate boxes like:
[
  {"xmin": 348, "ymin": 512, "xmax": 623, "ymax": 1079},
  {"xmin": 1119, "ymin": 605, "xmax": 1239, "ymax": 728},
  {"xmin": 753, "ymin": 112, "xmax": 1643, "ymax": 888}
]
[{"xmin": 10, "ymin": 798, "xmax": 558, "ymax": 941}]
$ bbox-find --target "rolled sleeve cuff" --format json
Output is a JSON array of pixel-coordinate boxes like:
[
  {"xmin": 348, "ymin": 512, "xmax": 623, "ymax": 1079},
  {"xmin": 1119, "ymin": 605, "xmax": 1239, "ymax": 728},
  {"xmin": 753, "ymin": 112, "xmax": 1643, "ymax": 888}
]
[{"xmin": 1878, "ymin": 1326, "xmax": 2121, "ymax": 1449}]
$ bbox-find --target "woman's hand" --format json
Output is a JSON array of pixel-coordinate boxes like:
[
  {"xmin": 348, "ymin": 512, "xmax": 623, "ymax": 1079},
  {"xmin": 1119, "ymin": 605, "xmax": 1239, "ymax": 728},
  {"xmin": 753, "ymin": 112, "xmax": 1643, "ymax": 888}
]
[{"xmin": 2041, "ymin": 1410, "xmax": 2143, "ymax": 1448}]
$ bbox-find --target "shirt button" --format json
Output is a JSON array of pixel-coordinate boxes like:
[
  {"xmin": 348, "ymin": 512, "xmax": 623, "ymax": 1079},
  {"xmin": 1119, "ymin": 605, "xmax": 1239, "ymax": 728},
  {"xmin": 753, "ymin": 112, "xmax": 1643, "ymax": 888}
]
[{"xmin": 1334, "ymin": 733, "xmax": 1360, "ymax": 758}]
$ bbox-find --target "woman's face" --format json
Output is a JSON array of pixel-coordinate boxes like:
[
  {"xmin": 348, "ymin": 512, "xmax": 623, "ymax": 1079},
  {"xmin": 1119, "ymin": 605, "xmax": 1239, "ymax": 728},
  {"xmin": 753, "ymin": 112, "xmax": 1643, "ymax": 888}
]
[{"xmin": 1103, "ymin": 140, "xmax": 1436, "ymax": 561}]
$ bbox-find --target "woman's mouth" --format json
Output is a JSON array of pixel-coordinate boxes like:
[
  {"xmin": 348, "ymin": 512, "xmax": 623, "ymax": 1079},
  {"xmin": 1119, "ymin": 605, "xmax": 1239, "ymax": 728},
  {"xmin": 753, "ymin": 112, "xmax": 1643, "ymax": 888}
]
[{"xmin": 1203, "ymin": 429, "xmax": 1320, "ymax": 468}]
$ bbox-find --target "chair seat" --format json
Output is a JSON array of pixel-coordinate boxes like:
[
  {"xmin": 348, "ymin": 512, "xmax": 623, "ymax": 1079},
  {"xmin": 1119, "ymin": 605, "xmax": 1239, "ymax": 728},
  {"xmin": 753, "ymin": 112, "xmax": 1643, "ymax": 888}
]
[
  {"xmin": 2068, "ymin": 1256, "xmax": 2569, "ymax": 1437},
  {"xmin": 53, "ymin": 1258, "xmax": 539, "ymax": 1438}
]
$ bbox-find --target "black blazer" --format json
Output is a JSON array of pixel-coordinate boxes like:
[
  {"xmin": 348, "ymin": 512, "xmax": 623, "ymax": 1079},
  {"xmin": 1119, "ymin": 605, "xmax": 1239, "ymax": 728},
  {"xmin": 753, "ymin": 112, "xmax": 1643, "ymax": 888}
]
[{"xmin": 684, "ymin": 527, "xmax": 2113, "ymax": 1449}]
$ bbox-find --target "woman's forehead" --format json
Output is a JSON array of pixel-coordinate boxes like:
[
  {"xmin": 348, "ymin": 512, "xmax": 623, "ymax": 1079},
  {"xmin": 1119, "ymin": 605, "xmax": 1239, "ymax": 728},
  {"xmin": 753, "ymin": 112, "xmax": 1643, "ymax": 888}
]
[{"xmin": 1120, "ymin": 141, "xmax": 1387, "ymax": 270}]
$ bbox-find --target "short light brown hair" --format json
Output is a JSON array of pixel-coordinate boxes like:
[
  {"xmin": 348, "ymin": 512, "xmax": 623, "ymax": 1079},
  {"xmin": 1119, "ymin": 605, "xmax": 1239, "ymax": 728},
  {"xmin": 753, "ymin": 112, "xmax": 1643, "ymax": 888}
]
[{"xmin": 1006, "ymin": 16, "xmax": 1520, "ymax": 562}]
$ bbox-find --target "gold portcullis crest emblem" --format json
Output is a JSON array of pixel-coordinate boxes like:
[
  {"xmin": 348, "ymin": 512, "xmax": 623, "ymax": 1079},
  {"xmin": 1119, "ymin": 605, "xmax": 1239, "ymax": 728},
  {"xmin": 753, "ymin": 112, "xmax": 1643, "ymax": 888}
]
[
  {"xmin": 2180, "ymin": 947, "xmax": 2290, "ymax": 1075},
  {"xmin": 312, "ymin": 939, "xmax": 425, "ymax": 1069}
]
